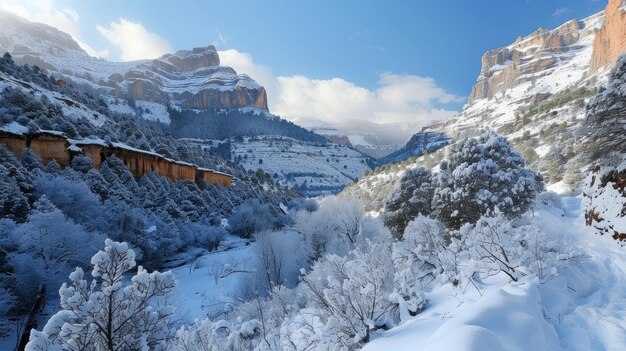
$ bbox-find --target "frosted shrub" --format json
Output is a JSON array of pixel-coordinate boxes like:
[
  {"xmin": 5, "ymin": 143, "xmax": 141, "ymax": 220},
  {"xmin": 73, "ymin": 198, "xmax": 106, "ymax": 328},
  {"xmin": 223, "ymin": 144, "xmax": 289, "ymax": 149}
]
[
  {"xmin": 250, "ymin": 230, "xmax": 309, "ymax": 294},
  {"xmin": 463, "ymin": 214, "xmax": 569, "ymax": 282},
  {"xmin": 294, "ymin": 197, "xmax": 368, "ymax": 259},
  {"xmin": 228, "ymin": 199, "xmax": 276, "ymax": 238},
  {"xmin": 299, "ymin": 241, "xmax": 397, "ymax": 347},
  {"xmin": 391, "ymin": 216, "xmax": 445, "ymax": 320},
  {"xmin": 432, "ymin": 133, "xmax": 543, "ymax": 229},
  {"xmin": 383, "ymin": 167, "xmax": 434, "ymax": 239},
  {"xmin": 26, "ymin": 239, "xmax": 177, "ymax": 351},
  {"xmin": 463, "ymin": 215, "xmax": 521, "ymax": 281}
]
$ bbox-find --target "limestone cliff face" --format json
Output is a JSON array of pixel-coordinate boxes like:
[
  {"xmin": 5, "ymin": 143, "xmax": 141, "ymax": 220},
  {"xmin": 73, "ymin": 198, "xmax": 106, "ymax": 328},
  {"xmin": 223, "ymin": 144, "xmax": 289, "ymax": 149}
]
[
  {"xmin": 590, "ymin": 0, "xmax": 626, "ymax": 72},
  {"xmin": 468, "ymin": 18, "xmax": 597, "ymax": 103},
  {"xmin": 110, "ymin": 46, "xmax": 269, "ymax": 110}
]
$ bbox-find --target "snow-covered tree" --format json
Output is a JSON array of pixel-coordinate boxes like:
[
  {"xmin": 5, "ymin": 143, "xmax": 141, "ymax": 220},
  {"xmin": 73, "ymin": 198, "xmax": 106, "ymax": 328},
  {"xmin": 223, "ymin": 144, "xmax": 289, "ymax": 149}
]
[
  {"xmin": 26, "ymin": 239, "xmax": 177, "ymax": 351},
  {"xmin": 383, "ymin": 167, "xmax": 434, "ymax": 239},
  {"xmin": 391, "ymin": 216, "xmax": 444, "ymax": 320},
  {"xmin": 228, "ymin": 199, "xmax": 276, "ymax": 238},
  {"xmin": 299, "ymin": 241, "xmax": 397, "ymax": 348},
  {"xmin": 463, "ymin": 215, "xmax": 521, "ymax": 281},
  {"xmin": 294, "ymin": 197, "xmax": 369, "ymax": 260},
  {"xmin": 432, "ymin": 133, "xmax": 543, "ymax": 229},
  {"xmin": 249, "ymin": 230, "xmax": 309, "ymax": 295}
]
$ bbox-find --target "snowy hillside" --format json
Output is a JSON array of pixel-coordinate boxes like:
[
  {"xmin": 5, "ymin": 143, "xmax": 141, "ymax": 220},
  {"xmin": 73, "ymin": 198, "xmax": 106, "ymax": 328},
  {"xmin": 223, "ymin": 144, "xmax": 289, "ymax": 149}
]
[
  {"xmin": 378, "ymin": 131, "xmax": 450, "ymax": 166},
  {"xmin": 187, "ymin": 136, "xmax": 372, "ymax": 196},
  {"xmin": 427, "ymin": 11, "xmax": 613, "ymax": 192},
  {"xmin": 363, "ymin": 197, "xmax": 626, "ymax": 351}
]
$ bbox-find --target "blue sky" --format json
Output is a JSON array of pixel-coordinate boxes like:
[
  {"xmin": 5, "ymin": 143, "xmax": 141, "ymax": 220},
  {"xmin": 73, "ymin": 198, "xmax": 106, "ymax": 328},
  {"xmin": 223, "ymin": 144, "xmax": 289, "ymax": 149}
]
[{"xmin": 1, "ymin": 0, "xmax": 607, "ymax": 140}]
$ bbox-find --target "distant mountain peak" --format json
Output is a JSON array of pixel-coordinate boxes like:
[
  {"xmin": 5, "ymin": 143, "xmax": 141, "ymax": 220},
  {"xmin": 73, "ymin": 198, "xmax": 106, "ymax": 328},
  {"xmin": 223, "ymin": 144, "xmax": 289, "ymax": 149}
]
[
  {"xmin": 0, "ymin": 12, "xmax": 267, "ymax": 111},
  {"xmin": 160, "ymin": 45, "xmax": 221, "ymax": 71}
]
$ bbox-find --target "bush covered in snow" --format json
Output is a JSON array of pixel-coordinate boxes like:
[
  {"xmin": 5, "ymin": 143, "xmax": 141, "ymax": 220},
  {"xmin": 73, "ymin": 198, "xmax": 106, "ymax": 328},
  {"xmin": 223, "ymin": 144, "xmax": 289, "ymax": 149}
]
[
  {"xmin": 384, "ymin": 167, "xmax": 434, "ymax": 239},
  {"xmin": 26, "ymin": 239, "xmax": 177, "ymax": 351},
  {"xmin": 432, "ymin": 133, "xmax": 544, "ymax": 229}
]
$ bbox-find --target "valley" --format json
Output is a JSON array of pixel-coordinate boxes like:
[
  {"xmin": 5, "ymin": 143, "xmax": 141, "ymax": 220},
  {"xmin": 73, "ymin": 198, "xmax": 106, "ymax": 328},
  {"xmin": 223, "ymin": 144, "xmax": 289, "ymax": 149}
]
[{"xmin": 0, "ymin": 1, "xmax": 624, "ymax": 351}]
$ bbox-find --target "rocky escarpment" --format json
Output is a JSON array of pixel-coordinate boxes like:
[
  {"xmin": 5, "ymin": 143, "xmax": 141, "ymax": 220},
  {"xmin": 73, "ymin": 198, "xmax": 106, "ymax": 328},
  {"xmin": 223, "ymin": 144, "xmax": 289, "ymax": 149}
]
[
  {"xmin": 583, "ymin": 163, "xmax": 626, "ymax": 242},
  {"xmin": 0, "ymin": 11, "xmax": 268, "ymax": 111},
  {"xmin": 590, "ymin": 0, "xmax": 626, "ymax": 72},
  {"xmin": 469, "ymin": 17, "xmax": 600, "ymax": 103},
  {"xmin": 103, "ymin": 46, "xmax": 268, "ymax": 110}
]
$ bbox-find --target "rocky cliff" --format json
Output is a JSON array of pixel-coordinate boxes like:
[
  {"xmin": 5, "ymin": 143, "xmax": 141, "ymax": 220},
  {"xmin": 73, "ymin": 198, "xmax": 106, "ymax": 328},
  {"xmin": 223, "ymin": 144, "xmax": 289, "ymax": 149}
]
[
  {"xmin": 468, "ymin": 17, "xmax": 601, "ymax": 103},
  {"xmin": 590, "ymin": 0, "xmax": 626, "ymax": 72},
  {"xmin": 0, "ymin": 11, "xmax": 268, "ymax": 112}
]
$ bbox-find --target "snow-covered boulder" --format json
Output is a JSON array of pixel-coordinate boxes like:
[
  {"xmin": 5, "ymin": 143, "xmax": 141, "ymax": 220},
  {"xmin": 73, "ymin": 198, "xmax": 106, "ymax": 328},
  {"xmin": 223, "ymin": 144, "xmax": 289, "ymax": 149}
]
[{"xmin": 582, "ymin": 161, "xmax": 626, "ymax": 241}]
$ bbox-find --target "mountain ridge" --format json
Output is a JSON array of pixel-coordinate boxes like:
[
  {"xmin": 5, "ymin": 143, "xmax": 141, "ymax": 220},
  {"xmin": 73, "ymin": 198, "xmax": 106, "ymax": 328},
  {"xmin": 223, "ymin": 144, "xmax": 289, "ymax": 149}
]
[{"xmin": 0, "ymin": 10, "xmax": 268, "ymax": 112}]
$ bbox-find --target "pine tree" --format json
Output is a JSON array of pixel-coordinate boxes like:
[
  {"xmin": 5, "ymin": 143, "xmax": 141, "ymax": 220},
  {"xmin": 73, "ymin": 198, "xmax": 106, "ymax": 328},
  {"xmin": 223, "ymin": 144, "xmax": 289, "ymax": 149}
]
[
  {"xmin": 383, "ymin": 167, "xmax": 434, "ymax": 239},
  {"xmin": 432, "ymin": 133, "xmax": 543, "ymax": 229}
]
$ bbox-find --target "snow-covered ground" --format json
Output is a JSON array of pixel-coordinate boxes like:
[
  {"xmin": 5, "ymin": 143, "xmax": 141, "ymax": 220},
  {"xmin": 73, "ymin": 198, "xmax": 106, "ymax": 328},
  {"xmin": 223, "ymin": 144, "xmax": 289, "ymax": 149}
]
[
  {"xmin": 363, "ymin": 196, "xmax": 626, "ymax": 351},
  {"xmin": 170, "ymin": 236, "xmax": 257, "ymax": 322},
  {"xmin": 230, "ymin": 136, "xmax": 371, "ymax": 196}
]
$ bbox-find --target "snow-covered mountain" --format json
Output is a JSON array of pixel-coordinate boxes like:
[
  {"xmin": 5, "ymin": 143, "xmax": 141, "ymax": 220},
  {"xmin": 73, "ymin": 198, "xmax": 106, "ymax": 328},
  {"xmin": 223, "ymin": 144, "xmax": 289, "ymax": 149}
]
[
  {"xmin": 186, "ymin": 136, "xmax": 372, "ymax": 197},
  {"xmin": 344, "ymin": 0, "xmax": 626, "ymax": 209},
  {"xmin": 0, "ymin": 11, "xmax": 377, "ymax": 196},
  {"xmin": 0, "ymin": 11, "xmax": 267, "ymax": 112}
]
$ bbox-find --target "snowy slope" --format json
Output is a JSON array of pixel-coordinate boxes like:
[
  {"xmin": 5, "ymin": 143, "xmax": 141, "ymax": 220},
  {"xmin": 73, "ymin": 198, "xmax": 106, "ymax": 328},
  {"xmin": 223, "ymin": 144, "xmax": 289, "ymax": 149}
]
[
  {"xmin": 229, "ymin": 136, "xmax": 372, "ymax": 196},
  {"xmin": 425, "ymin": 11, "xmax": 613, "ymax": 192},
  {"xmin": 0, "ymin": 71, "xmax": 108, "ymax": 127},
  {"xmin": 364, "ymin": 196, "xmax": 626, "ymax": 351},
  {"xmin": 347, "ymin": 9, "xmax": 619, "ymax": 207},
  {"xmin": 169, "ymin": 236, "xmax": 257, "ymax": 322}
]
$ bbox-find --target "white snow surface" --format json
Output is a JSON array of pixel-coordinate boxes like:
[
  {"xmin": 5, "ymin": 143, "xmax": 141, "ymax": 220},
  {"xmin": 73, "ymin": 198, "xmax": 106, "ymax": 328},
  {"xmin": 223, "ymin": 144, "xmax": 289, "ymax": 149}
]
[
  {"xmin": 364, "ymin": 197, "xmax": 626, "ymax": 351},
  {"xmin": 189, "ymin": 136, "xmax": 371, "ymax": 195},
  {"xmin": 170, "ymin": 236, "xmax": 256, "ymax": 322}
]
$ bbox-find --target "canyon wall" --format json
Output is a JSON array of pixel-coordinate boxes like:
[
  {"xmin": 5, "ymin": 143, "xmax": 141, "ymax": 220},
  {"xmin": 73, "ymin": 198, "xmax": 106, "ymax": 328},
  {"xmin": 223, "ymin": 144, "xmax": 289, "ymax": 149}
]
[
  {"xmin": 590, "ymin": 0, "xmax": 626, "ymax": 71},
  {"xmin": 0, "ymin": 131, "xmax": 27, "ymax": 158},
  {"xmin": 0, "ymin": 132, "xmax": 232, "ymax": 186},
  {"xmin": 198, "ymin": 168, "xmax": 232, "ymax": 187},
  {"xmin": 28, "ymin": 133, "xmax": 70, "ymax": 167},
  {"xmin": 468, "ymin": 18, "xmax": 595, "ymax": 103}
]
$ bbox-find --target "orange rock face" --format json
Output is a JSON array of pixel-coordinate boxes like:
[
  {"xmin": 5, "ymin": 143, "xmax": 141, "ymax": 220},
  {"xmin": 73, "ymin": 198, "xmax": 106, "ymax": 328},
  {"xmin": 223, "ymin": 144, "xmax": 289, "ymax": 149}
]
[
  {"xmin": 174, "ymin": 86, "xmax": 268, "ymax": 110},
  {"xmin": 28, "ymin": 133, "xmax": 70, "ymax": 167},
  {"xmin": 198, "ymin": 169, "xmax": 232, "ymax": 187},
  {"xmin": 469, "ymin": 20, "xmax": 584, "ymax": 103},
  {"xmin": 0, "ymin": 132, "xmax": 27, "ymax": 158},
  {"xmin": 111, "ymin": 148, "xmax": 197, "ymax": 181},
  {"xmin": 80, "ymin": 144, "xmax": 104, "ymax": 168},
  {"xmin": 0, "ymin": 133, "xmax": 233, "ymax": 187},
  {"xmin": 590, "ymin": 0, "xmax": 626, "ymax": 72}
]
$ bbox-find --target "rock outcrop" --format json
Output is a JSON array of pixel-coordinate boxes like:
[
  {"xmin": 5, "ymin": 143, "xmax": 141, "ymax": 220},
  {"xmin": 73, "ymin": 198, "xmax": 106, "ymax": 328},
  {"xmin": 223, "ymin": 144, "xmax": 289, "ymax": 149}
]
[
  {"xmin": 468, "ymin": 17, "xmax": 599, "ymax": 103},
  {"xmin": 590, "ymin": 0, "xmax": 626, "ymax": 72},
  {"xmin": 583, "ymin": 163, "xmax": 626, "ymax": 242},
  {"xmin": 0, "ymin": 131, "xmax": 233, "ymax": 185},
  {"xmin": 0, "ymin": 11, "xmax": 268, "ymax": 111}
]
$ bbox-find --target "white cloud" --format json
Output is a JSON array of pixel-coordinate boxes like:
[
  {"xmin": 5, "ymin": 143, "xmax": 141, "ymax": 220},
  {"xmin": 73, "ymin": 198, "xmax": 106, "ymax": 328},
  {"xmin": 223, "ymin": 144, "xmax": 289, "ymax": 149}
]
[
  {"xmin": 552, "ymin": 7, "xmax": 568, "ymax": 17},
  {"xmin": 97, "ymin": 19, "xmax": 171, "ymax": 61},
  {"xmin": 220, "ymin": 49, "xmax": 462, "ymax": 144},
  {"xmin": 0, "ymin": 0, "xmax": 109, "ymax": 57}
]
